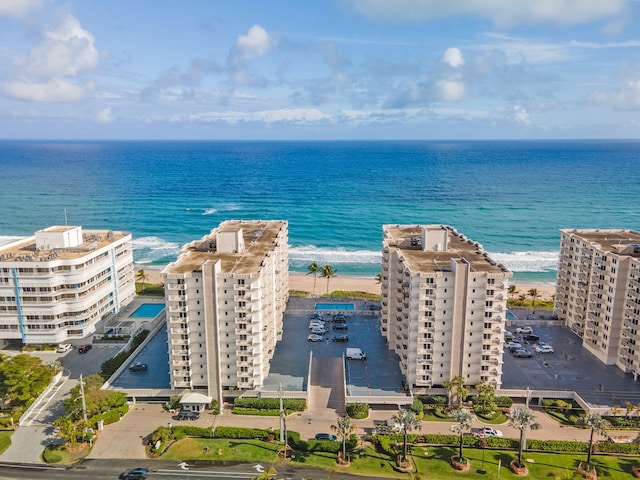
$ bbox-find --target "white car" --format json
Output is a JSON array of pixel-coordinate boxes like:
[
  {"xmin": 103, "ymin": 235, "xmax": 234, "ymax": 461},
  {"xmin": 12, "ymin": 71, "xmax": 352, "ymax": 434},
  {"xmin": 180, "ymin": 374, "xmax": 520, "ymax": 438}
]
[
  {"xmin": 515, "ymin": 326, "xmax": 533, "ymax": 334},
  {"xmin": 307, "ymin": 334, "xmax": 324, "ymax": 342},
  {"xmin": 506, "ymin": 341, "xmax": 522, "ymax": 350},
  {"xmin": 475, "ymin": 427, "xmax": 503, "ymax": 438},
  {"xmin": 310, "ymin": 326, "xmax": 327, "ymax": 335},
  {"xmin": 534, "ymin": 344, "xmax": 554, "ymax": 353},
  {"xmin": 57, "ymin": 343, "xmax": 71, "ymax": 353}
]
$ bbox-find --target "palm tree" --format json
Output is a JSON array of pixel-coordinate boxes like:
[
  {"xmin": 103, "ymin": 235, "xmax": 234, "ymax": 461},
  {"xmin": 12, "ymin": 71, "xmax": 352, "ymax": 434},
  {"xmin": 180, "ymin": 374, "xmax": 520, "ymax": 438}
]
[
  {"xmin": 306, "ymin": 262, "xmax": 319, "ymax": 294},
  {"xmin": 578, "ymin": 413, "xmax": 608, "ymax": 466},
  {"xmin": 136, "ymin": 269, "xmax": 148, "ymax": 294},
  {"xmin": 527, "ymin": 288, "xmax": 540, "ymax": 310},
  {"xmin": 507, "ymin": 407, "xmax": 541, "ymax": 468},
  {"xmin": 508, "ymin": 284, "xmax": 518, "ymax": 300},
  {"xmin": 443, "ymin": 376, "xmax": 468, "ymax": 407},
  {"xmin": 375, "ymin": 272, "xmax": 382, "ymax": 284},
  {"xmin": 392, "ymin": 409, "xmax": 421, "ymax": 463},
  {"xmin": 450, "ymin": 409, "xmax": 475, "ymax": 462},
  {"xmin": 331, "ymin": 415, "xmax": 357, "ymax": 461},
  {"xmin": 320, "ymin": 264, "xmax": 337, "ymax": 295}
]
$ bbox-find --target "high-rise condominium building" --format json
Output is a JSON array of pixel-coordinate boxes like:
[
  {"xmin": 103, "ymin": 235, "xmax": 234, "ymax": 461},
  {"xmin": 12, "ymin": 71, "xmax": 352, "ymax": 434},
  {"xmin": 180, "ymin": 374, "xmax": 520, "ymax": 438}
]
[
  {"xmin": 555, "ymin": 229, "xmax": 640, "ymax": 376},
  {"xmin": 162, "ymin": 220, "xmax": 288, "ymax": 404},
  {"xmin": 381, "ymin": 225, "xmax": 512, "ymax": 391},
  {"xmin": 0, "ymin": 226, "xmax": 135, "ymax": 345}
]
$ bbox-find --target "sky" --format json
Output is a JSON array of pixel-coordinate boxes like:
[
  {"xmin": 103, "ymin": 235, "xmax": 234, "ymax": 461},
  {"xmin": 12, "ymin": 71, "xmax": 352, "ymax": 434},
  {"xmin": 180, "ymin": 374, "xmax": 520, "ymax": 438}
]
[{"xmin": 1, "ymin": 0, "xmax": 640, "ymax": 140}]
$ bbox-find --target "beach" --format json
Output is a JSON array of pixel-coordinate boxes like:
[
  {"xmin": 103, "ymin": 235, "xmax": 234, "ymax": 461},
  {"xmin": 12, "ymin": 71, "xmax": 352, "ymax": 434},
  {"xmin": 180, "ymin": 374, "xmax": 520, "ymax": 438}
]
[{"xmin": 139, "ymin": 268, "xmax": 555, "ymax": 301}]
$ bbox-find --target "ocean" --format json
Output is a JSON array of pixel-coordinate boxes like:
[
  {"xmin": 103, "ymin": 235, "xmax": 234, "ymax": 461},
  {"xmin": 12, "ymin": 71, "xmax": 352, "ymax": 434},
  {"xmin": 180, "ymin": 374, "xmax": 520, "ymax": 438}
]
[{"xmin": 1, "ymin": 139, "xmax": 639, "ymax": 284}]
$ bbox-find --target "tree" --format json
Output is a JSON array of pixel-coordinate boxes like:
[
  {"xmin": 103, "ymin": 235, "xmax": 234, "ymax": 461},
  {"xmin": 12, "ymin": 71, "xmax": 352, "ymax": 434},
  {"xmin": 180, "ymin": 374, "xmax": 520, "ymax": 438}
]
[
  {"xmin": 450, "ymin": 409, "xmax": 474, "ymax": 462},
  {"xmin": 527, "ymin": 288, "xmax": 540, "ymax": 310},
  {"xmin": 375, "ymin": 273, "xmax": 382, "ymax": 284},
  {"xmin": 136, "ymin": 269, "xmax": 148, "ymax": 294},
  {"xmin": 474, "ymin": 381, "xmax": 497, "ymax": 415},
  {"xmin": 331, "ymin": 415, "xmax": 357, "ymax": 460},
  {"xmin": 611, "ymin": 405, "xmax": 623, "ymax": 416},
  {"xmin": 507, "ymin": 407, "xmax": 541, "ymax": 467},
  {"xmin": 392, "ymin": 409, "xmax": 421, "ymax": 463},
  {"xmin": 578, "ymin": 413, "xmax": 608, "ymax": 466},
  {"xmin": 443, "ymin": 376, "xmax": 468, "ymax": 407},
  {"xmin": 320, "ymin": 264, "xmax": 337, "ymax": 295},
  {"xmin": 0, "ymin": 354, "xmax": 56, "ymax": 410},
  {"xmin": 518, "ymin": 294, "xmax": 526, "ymax": 306},
  {"xmin": 306, "ymin": 262, "xmax": 319, "ymax": 294},
  {"xmin": 626, "ymin": 401, "xmax": 634, "ymax": 418},
  {"xmin": 508, "ymin": 284, "xmax": 518, "ymax": 300}
]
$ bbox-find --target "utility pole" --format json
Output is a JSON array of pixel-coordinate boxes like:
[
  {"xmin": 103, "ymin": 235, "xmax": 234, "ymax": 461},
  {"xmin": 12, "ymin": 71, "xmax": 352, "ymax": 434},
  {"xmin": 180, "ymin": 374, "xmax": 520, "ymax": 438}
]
[
  {"xmin": 79, "ymin": 374, "xmax": 88, "ymax": 443},
  {"xmin": 279, "ymin": 383, "xmax": 288, "ymax": 455}
]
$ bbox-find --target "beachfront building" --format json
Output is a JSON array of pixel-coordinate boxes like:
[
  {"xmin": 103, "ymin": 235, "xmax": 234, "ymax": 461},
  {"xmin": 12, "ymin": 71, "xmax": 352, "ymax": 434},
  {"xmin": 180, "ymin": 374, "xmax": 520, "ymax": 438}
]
[
  {"xmin": 381, "ymin": 224, "xmax": 512, "ymax": 392},
  {"xmin": 162, "ymin": 220, "xmax": 288, "ymax": 405},
  {"xmin": 0, "ymin": 226, "xmax": 136, "ymax": 345},
  {"xmin": 555, "ymin": 229, "xmax": 640, "ymax": 377}
]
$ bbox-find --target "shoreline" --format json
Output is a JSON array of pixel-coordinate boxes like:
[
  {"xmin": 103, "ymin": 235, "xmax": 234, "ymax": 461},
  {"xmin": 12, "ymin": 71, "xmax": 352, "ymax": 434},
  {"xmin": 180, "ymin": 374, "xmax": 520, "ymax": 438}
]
[{"xmin": 136, "ymin": 266, "xmax": 555, "ymax": 301}]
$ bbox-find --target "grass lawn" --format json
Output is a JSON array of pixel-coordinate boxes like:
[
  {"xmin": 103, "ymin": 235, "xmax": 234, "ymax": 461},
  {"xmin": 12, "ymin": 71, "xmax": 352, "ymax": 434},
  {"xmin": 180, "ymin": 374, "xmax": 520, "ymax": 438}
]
[
  {"xmin": 159, "ymin": 437, "xmax": 640, "ymax": 479},
  {"xmin": 0, "ymin": 430, "xmax": 13, "ymax": 455},
  {"xmin": 42, "ymin": 443, "xmax": 92, "ymax": 465}
]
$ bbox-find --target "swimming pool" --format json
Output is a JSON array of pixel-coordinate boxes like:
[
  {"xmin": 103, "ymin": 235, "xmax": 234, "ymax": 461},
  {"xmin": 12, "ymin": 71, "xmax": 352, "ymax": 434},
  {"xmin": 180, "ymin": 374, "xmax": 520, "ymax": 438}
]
[
  {"xmin": 129, "ymin": 303, "xmax": 165, "ymax": 318},
  {"xmin": 506, "ymin": 311, "xmax": 518, "ymax": 320},
  {"xmin": 315, "ymin": 303, "xmax": 355, "ymax": 310}
]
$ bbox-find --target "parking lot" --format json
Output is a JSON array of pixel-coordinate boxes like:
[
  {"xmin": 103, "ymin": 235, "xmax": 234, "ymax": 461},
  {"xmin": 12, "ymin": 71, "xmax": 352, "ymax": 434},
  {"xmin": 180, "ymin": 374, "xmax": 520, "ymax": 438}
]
[{"xmin": 263, "ymin": 297, "xmax": 404, "ymax": 396}]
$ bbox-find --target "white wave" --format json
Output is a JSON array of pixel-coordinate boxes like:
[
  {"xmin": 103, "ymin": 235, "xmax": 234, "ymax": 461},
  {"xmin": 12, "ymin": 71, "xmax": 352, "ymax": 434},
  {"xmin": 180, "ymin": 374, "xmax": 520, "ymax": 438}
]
[
  {"xmin": 203, "ymin": 208, "xmax": 217, "ymax": 215},
  {"xmin": 289, "ymin": 245, "xmax": 382, "ymax": 265},
  {"xmin": 131, "ymin": 236, "xmax": 183, "ymax": 264},
  {"xmin": 489, "ymin": 250, "xmax": 559, "ymax": 272},
  {"xmin": 0, "ymin": 235, "xmax": 26, "ymax": 247}
]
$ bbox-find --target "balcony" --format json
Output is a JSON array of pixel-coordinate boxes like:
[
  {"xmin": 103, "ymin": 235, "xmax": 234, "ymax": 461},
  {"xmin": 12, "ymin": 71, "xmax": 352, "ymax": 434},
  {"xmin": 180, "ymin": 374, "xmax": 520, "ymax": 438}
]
[
  {"xmin": 418, "ymin": 326, "xmax": 435, "ymax": 335},
  {"xmin": 417, "ymin": 346, "xmax": 433, "ymax": 355},
  {"xmin": 174, "ymin": 380, "xmax": 191, "ymax": 389},
  {"xmin": 169, "ymin": 327, "xmax": 189, "ymax": 335},
  {"xmin": 170, "ymin": 338, "xmax": 189, "ymax": 346},
  {"xmin": 171, "ymin": 348, "xmax": 190, "ymax": 356},
  {"xmin": 167, "ymin": 294, "xmax": 187, "ymax": 302},
  {"xmin": 172, "ymin": 359, "xmax": 192, "ymax": 367},
  {"xmin": 168, "ymin": 305, "xmax": 186, "ymax": 313}
]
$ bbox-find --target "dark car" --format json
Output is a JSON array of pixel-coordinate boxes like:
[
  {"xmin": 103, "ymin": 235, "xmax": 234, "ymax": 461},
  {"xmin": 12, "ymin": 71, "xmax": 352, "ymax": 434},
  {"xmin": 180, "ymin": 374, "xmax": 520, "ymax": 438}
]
[
  {"xmin": 119, "ymin": 467, "xmax": 149, "ymax": 479},
  {"xmin": 332, "ymin": 334, "xmax": 349, "ymax": 342},
  {"xmin": 332, "ymin": 323, "xmax": 348, "ymax": 330},
  {"xmin": 523, "ymin": 334, "xmax": 540, "ymax": 343},
  {"xmin": 315, "ymin": 433, "xmax": 337, "ymax": 441},
  {"xmin": 512, "ymin": 349, "xmax": 533, "ymax": 358},
  {"xmin": 78, "ymin": 344, "xmax": 92, "ymax": 354},
  {"xmin": 128, "ymin": 362, "xmax": 148, "ymax": 372},
  {"xmin": 176, "ymin": 410, "xmax": 200, "ymax": 420}
]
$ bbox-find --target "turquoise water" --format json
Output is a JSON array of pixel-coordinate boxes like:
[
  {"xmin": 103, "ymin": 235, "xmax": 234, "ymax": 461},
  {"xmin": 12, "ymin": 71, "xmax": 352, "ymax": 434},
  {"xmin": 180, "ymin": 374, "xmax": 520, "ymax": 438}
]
[
  {"xmin": 1, "ymin": 140, "xmax": 639, "ymax": 283},
  {"xmin": 315, "ymin": 303, "xmax": 355, "ymax": 310},
  {"xmin": 506, "ymin": 312, "xmax": 518, "ymax": 320},
  {"xmin": 129, "ymin": 303, "xmax": 165, "ymax": 318}
]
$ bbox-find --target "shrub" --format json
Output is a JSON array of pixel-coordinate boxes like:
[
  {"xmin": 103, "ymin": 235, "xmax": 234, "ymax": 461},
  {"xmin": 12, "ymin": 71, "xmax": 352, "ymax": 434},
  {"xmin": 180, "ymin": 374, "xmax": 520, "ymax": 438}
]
[
  {"xmin": 411, "ymin": 398, "xmax": 424, "ymax": 418},
  {"xmin": 0, "ymin": 433, "xmax": 10, "ymax": 452},
  {"xmin": 495, "ymin": 396, "xmax": 513, "ymax": 408},
  {"xmin": 233, "ymin": 397, "xmax": 306, "ymax": 412},
  {"xmin": 346, "ymin": 403, "xmax": 369, "ymax": 419},
  {"xmin": 213, "ymin": 426, "xmax": 273, "ymax": 440},
  {"xmin": 100, "ymin": 330, "xmax": 149, "ymax": 378},
  {"xmin": 419, "ymin": 395, "xmax": 447, "ymax": 406},
  {"xmin": 87, "ymin": 404, "xmax": 129, "ymax": 428},
  {"xmin": 42, "ymin": 444, "xmax": 63, "ymax": 463}
]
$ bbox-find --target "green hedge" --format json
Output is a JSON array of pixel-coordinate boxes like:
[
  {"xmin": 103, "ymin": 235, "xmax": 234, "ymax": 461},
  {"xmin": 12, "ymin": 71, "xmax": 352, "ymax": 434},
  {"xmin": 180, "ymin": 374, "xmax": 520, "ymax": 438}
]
[
  {"xmin": 42, "ymin": 444, "xmax": 64, "ymax": 463},
  {"xmin": 233, "ymin": 408, "xmax": 281, "ymax": 416},
  {"xmin": 213, "ymin": 426, "xmax": 274, "ymax": 440},
  {"xmin": 495, "ymin": 396, "xmax": 513, "ymax": 407},
  {"xmin": 87, "ymin": 404, "xmax": 129, "ymax": 428},
  {"xmin": 100, "ymin": 330, "xmax": 149, "ymax": 378},
  {"xmin": 418, "ymin": 395, "xmax": 447, "ymax": 406},
  {"xmin": 346, "ymin": 403, "xmax": 369, "ymax": 419},
  {"xmin": 605, "ymin": 416, "xmax": 640, "ymax": 429},
  {"xmin": 233, "ymin": 398, "xmax": 306, "ymax": 412},
  {"xmin": 0, "ymin": 433, "xmax": 11, "ymax": 453},
  {"xmin": 595, "ymin": 441, "xmax": 640, "ymax": 455}
]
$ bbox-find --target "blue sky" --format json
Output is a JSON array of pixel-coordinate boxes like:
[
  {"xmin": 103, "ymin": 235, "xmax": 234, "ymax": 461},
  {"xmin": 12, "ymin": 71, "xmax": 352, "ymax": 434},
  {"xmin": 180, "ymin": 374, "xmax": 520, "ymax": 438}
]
[{"xmin": 1, "ymin": 0, "xmax": 639, "ymax": 139}]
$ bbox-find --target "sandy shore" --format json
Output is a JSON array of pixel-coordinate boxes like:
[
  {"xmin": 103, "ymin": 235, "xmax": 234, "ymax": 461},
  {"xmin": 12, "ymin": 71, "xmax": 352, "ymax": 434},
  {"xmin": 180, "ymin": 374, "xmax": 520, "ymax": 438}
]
[{"xmin": 137, "ymin": 267, "xmax": 555, "ymax": 300}]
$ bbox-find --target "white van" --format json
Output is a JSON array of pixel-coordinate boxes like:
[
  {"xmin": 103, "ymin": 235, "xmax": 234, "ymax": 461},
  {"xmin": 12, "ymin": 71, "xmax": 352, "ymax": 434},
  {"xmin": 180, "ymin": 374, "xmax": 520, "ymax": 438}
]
[
  {"xmin": 57, "ymin": 344, "xmax": 71, "ymax": 353},
  {"xmin": 346, "ymin": 348, "xmax": 366, "ymax": 360}
]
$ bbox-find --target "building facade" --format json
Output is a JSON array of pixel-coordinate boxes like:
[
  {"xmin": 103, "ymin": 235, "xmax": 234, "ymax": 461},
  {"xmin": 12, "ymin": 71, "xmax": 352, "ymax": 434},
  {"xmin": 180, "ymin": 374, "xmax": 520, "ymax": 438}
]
[
  {"xmin": 381, "ymin": 224, "xmax": 512, "ymax": 391},
  {"xmin": 0, "ymin": 226, "xmax": 135, "ymax": 345},
  {"xmin": 555, "ymin": 229, "xmax": 640, "ymax": 376},
  {"xmin": 162, "ymin": 220, "xmax": 288, "ymax": 404}
]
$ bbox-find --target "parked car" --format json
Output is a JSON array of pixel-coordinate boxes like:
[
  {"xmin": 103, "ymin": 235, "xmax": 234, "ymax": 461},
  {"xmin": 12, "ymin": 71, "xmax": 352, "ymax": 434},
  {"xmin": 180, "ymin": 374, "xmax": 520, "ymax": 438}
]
[
  {"xmin": 119, "ymin": 467, "xmax": 149, "ymax": 479},
  {"xmin": 333, "ymin": 313, "xmax": 346, "ymax": 322},
  {"xmin": 332, "ymin": 334, "xmax": 349, "ymax": 342},
  {"xmin": 474, "ymin": 427, "xmax": 503, "ymax": 438},
  {"xmin": 534, "ymin": 344, "xmax": 554, "ymax": 353},
  {"xmin": 315, "ymin": 433, "xmax": 337, "ymax": 441},
  {"xmin": 310, "ymin": 326, "xmax": 327, "ymax": 335},
  {"xmin": 506, "ymin": 341, "xmax": 522, "ymax": 351},
  {"xmin": 512, "ymin": 349, "xmax": 533, "ymax": 358},
  {"xmin": 78, "ymin": 344, "xmax": 92, "ymax": 354},
  {"xmin": 332, "ymin": 323, "xmax": 348, "ymax": 330},
  {"xmin": 307, "ymin": 334, "xmax": 324, "ymax": 342},
  {"xmin": 523, "ymin": 334, "xmax": 540, "ymax": 343},
  {"xmin": 504, "ymin": 330, "xmax": 514, "ymax": 340},
  {"xmin": 176, "ymin": 410, "xmax": 200, "ymax": 420},
  {"xmin": 515, "ymin": 326, "xmax": 533, "ymax": 334},
  {"xmin": 309, "ymin": 320, "xmax": 325, "ymax": 328},
  {"xmin": 129, "ymin": 362, "xmax": 148, "ymax": 372},
  {"xmin": 310, "ymin": 313, "xmax": 325, "ymax": 321},
  {"xmin": 57, "ymin": 343, "xmax": 71, "ymax": 353}
]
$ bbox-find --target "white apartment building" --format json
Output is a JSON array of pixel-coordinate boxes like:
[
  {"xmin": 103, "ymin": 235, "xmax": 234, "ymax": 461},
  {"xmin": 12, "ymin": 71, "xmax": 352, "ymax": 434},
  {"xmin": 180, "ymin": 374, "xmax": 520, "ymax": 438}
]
[
  {"xmin": 162, "ymin": 220, "xmax": 288, "ymax": 405},
  {"xmin": 0, "ymin": 226, "xmax": 135, "ymax": 345},
  {"xmin": 381, "ymin": 224, "xmax": 512, "ymax": 391},
  {"xmin": 555, "ymin": 229, "xmax": 640, "ymax": 375}
]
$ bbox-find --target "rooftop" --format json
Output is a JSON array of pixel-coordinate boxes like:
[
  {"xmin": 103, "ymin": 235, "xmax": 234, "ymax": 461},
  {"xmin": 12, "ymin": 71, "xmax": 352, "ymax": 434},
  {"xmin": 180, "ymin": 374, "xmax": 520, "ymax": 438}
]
[
  {"xmin": 561, "ymin": 228, "xmax": 640, "ymax": 257},
  {"xmin": 164, "ymin": 220, "xmax": 287, "ymax": 276},
  {"xmin": 0, "ymin": 229, "xmax": 130, "ymax": 263},
  {"xmin": 383, "ymin": 224, "xmax": 510, "ymax": 275}
]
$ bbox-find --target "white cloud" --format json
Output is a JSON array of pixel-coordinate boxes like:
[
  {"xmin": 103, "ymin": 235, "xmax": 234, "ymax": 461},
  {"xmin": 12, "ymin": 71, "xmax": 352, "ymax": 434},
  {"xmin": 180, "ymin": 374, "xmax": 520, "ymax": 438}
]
[
  {"xmin": 588, "ymin": 80, "xmax": 640, "ymax": 110},
  {"xmin": 511, "ymin": 104, "xmax": 530, "ymax": 125},
  {"xmin": 4, "ymin": 78, "xmax": 85, "ymax": 102},
  {"xmin": 443, "ymin": 47, "xmax": 464, "ymax": 68},
  {"xmin": 437, "ymin": 78, "xmax": 465, "ymax": 101},
  {"xmin": 177, "ymin": 108, "xmax": 331, "ymax": 125},
  {"xmin": 5, "ymin": 14, "xmax": 99, "ymax": 102},
  {"xmin": 345, "ymin": 0, "xmax": 628, "ymax": 27},
  {"xmin": 0, "ymin": 0, "xmax": 41, "ymax": 19},
  {"xmin": 235, "ymin": 25, "xmax": 274, "ymax": 61},
  {"xmin": 96, "ymin": 107, "xmax": 113, "ymax": 123}
]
